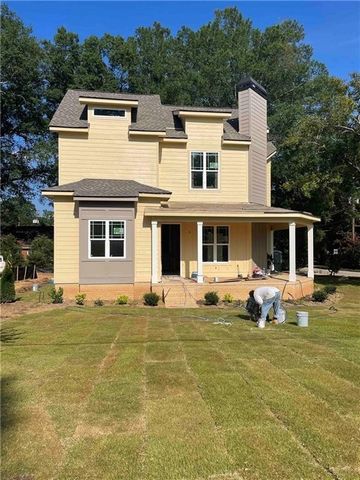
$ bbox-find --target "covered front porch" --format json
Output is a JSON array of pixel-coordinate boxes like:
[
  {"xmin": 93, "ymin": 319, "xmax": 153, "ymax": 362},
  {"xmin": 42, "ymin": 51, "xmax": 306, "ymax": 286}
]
[{"xmin": 145, "ymin": 201, "xmax": 320, "ymax": 301}]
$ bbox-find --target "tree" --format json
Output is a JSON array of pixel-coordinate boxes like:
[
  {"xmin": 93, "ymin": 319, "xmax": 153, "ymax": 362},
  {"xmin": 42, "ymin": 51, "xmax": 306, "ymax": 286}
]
[
  {"xmin": 1, "ymin": 5, "xmax": 55, "ymax": 198},
  {"xmin": 1, "ymin": 197, "xmax": 38, "ymax": 226},
  {"xmin": 28, "ymin": 235, "xmax": 54, "ymax": 269},
  {"xmin": 0, "ymin": 235, "xmax": 22, "ymax": 267},
  {"xmin": 42, "ymin": 27, "xmax": 81, "ymax": 114},
  {"xmin": 39, "ymin": 210, "xmax": 54, "ymax": 226}
]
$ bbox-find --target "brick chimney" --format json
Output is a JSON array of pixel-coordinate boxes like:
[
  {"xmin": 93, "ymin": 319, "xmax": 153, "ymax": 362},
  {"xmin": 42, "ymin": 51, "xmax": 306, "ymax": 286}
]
[{"xmin": 237, "ymin": 77, "xmax": 267, "ymax": 205}]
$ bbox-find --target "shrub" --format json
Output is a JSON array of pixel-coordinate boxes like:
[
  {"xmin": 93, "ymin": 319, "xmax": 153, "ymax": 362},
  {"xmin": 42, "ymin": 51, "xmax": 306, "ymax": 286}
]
[
  {"xmin": 49, "ymin": 286, "xmax": 64, "ymax": 304},
  {"xmin": 75, "ymin": 293, "xmax": 86, "ymax": 305},
  {"xmin": 312, "ymin": 290, "xmax": 328, "ymax": 302},
  {"xmin": 116, "ymin": 294, "xmax": 128, "ymax": 305},
  {"xmin": 28, "ymin": 235, "xmax": 54, "ymax": 269},
  {"xmin": 0, "ymin": 234, "xmax": 22, "ymax": 267},
  {"xmin": 94, "ymin": 298, "xmax": 104, "ymax": 306},
  {"xmin": 143, "ymin": 292, "xmax": 160, "ymax": 306},
  {"xmin": 223, "ymin": 293, "xmax": 234, "ymax": 303},
  {"xmin": 0, "ymin": 267, "xmax": 16, "ymax": 303},
  {"xmin": 204, "ymin": 291, "xmax": 219, "ymax": 305},
  {"xmin": 323, "ymin": 285, "xmax": 337, "ymax": 295}
]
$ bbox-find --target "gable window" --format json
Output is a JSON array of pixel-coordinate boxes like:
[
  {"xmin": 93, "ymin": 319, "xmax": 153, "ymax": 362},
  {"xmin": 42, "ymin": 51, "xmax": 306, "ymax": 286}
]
[
  {"xmin": 191, "ymin": 152, "xmax": 219, "ymax": 189},
  {"xmin": 93, "ymin": 108, "xmax": 126, "ymax": 117},
  {"xmin": 203, "ymin": 226, "xmax": 229, "ymax": 262},
  {"xmin": 89, "ymin": 220, "xmax": 125, "ymax": 258}
]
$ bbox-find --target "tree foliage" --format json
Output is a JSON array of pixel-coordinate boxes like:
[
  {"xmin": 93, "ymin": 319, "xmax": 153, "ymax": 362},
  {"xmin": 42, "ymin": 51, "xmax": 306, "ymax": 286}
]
[
  {"xmin": 1, "ymin": 4, "xmax": 359, "ymax": 264},
  {"xmin": 0, "ymin": 234, "xmax": 22, "ymax": 267},
  {"xmin": 28, "ymin": 235, "xmax": 54, "ymax": 269}
]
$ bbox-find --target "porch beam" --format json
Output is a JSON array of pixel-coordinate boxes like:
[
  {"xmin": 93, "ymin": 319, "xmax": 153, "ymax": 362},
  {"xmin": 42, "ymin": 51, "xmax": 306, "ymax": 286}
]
[
  {"xmin": 307, "ymin": 224, "xmax": 314, "ymax": 279},
  {"xmin": 289, "ymin": 222, "xmax": 296, "ymax": 282},
  {"xmin": 151, "ymin": 220, "xmax": 159, "ymax": 283},
  {"xmin": 197, "ymin": 221, "xmax": 204, "ymax": 283}
]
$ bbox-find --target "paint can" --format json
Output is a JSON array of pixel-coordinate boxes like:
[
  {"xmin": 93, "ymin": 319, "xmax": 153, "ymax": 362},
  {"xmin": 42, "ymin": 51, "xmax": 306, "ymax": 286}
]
[{"xmin": 296, "ymin": 311, "xmax": 309, "ymax": 327}]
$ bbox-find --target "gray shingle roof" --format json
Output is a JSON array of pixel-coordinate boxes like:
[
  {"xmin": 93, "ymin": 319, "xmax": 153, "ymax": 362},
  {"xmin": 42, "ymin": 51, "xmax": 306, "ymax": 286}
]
[
  {"xmin": 49, "ymin": 89, "xmax": 252, "ymax": 141},
  {"xmin": 267, "ymin": 141, "xmax": 277, "ymax": 158},
  {"xmin": 44, "ymin": 179, "xmax": 171, "ymax": 197},
  {"xmin": 160, "ymin": 201, "xmax": 303, "ymax": 214}
]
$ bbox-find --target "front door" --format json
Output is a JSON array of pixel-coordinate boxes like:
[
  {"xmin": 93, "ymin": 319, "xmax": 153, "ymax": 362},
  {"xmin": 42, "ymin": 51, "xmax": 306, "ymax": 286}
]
[{"xmin": 161, "ymin": 224, "xmax": 180, "ymax": 275}]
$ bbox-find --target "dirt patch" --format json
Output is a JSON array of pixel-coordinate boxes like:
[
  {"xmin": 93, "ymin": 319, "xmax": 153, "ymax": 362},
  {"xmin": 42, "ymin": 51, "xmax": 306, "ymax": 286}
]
[
  {"xmin": 15, "ymin": 272, "xmax": 52, "ymax": 293},
  {"xmin": 284, "ymin": 291, "xmax": 343, "ymax": 309},
  {"xmin": 1, "ymin": 301, "xmax": 66, "ymax": 320}
]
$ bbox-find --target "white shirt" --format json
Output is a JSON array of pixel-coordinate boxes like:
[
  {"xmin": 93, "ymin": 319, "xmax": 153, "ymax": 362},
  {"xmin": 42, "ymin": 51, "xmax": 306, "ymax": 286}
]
[{"xmin": 253, "ymin": 287, "xmax": 280, "ymax": 305}]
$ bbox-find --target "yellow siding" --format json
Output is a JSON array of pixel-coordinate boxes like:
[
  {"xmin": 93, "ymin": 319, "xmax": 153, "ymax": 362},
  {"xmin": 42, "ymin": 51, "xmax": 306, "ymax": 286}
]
[
  {"xmin": 181, "ymin": 222, "xmax": 252, "ymax": 278},
  {"xmin": 159, "ymin": 118, "xmax": 249, "ymax": 202},
  {"xmin": 54, "ymin": 198, "xmax": 79, "ymax": 283},
  {"xmin": 58, "ymin": 106, "xmax": 159, "ymax": 185},
  {"xmin": 266, "ymin": 159, "xmax": 271, "ymax": 206},
  {"xmin": 134, "ymin": 198, "xmax": 161, "ymax": 282}
]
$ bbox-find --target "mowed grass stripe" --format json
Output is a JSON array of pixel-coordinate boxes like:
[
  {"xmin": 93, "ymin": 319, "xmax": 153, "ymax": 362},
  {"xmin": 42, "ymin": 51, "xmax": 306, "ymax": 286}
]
[
  {"xmin": 216, "ymin": 338, "xmax": 360, "ymax": 480},
  {"xmin": 175, "ymin": 319, "xmax": 330, "ymax": 480},
  {"xmin": 143, "ymin": 316, "xmax": 232, "ymax": 480}
]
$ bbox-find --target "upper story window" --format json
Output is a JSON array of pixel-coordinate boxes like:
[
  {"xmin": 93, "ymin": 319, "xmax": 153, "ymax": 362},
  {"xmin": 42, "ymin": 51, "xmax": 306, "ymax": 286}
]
[
  {"xmin": 191, "ymin": 152, "xmax": 219, "ymax": 189},
  {"xmin": 93, "ymin": 108, "xmax": 126, "ymax": 117},
  {"xmin": 89, "ymin": 220, "xmax": 125, "ymax": 259}
]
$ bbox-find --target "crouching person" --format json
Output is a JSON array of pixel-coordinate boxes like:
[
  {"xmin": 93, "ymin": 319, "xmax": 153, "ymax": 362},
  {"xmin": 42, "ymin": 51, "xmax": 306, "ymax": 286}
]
[{"xmin": 249, "ymin": 287, "xmax": 285, "ymax": 329}]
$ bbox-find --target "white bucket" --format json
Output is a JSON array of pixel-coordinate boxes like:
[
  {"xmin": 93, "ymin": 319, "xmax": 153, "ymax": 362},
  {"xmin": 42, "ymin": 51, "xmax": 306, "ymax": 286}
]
[
  {"xmin": 296, "ymin": 311, "xmax": 309, "ymax": 327},
  {"xmin": 32, "ymin": 284, "xmax": 39, "ymax": 292},
  {"xmin": 277, "ymin": 308, "xmax": 286, "ymax": 323}
]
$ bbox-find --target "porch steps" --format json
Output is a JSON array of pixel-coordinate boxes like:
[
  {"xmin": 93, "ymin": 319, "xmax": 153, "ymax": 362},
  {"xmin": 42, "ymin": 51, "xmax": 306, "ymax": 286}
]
[{"xmin": 163, "ymin": 283, "xmax": 198, "ymax": 308}]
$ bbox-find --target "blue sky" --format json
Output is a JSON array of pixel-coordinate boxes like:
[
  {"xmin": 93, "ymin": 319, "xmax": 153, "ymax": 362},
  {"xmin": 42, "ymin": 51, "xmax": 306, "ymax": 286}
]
[{"xmin": 8, "ymin": 1, "xmax": 360, "ymax": 80}]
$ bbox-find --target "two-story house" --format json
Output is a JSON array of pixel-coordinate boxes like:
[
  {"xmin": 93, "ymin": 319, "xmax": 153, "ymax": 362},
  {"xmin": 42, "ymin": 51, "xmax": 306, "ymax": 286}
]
[{"xmin": 43, "ymin": 77, "xmax": 319, "ymax": 304}]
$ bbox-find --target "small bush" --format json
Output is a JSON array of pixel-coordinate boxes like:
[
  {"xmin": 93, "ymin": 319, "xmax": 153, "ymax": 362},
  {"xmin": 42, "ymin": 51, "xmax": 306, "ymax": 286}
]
[
  {"xmin": 49, "ymin": 286, "xmax": 64, "ymax": 304},
  {"xmin": 0, "ymin": 267, "xmax": 16, "ymax": 303},
  {"xmin": 94, "ymin": 298, "xmax": 104, "ymax": 306},
  {"xmin": 323, "ymin": 285, "xmax": 337, "ymax": 295},
  {"xmin": 312, "ymin": 290, "xmax": 328, "ymax": 302},
  {"xmin": 116, "ymin": 294, "xmax": 128, "ymax": 305},
  {"xmin": 143, "ymin": 292, "xmax": 160, "ymax": 306},
  {"xmin": 75, "ymin": 293, "xmax": 86, "ymax": 305},
  {"xmin": 223, "ymin": 293, "xmax": 234, "ymax": 303},
  {"xmin": 204, "ymin": 291, "xmax": 219, "ymax": 305}
]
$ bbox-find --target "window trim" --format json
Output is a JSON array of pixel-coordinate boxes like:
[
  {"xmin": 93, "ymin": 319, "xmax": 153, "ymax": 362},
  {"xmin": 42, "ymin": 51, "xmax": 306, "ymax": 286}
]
[
  {"xmin": 88, "ymin": 220, "xmax": 126, "ymax": 260},
  {"xmin": 203, "ymin": 225, "xmax": 230, "ymax": 264},
  {"xmin": 92, "ymin": 107, "xmax": 127, "ymax": 119},
  {"xmin": 189, "ymin": 151, "xmax": 220, "ymax": 190}
]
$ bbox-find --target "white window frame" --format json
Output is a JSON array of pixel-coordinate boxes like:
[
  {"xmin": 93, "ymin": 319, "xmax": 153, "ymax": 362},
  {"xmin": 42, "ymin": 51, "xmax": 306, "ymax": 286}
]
[
  {"xmin": 92, "ymin": 107, "xmax": 127, "ymax": 119},
  {"xmin": 189, "ymin": 151, "xmax": 220, "ymax": 190},
  {"xmin": 88, "ymin": 220, "xmax": 126, "ymax": 259},
  {"xmin": 203, "ymin": 225, "xmax": 230, "ymax": 263}
]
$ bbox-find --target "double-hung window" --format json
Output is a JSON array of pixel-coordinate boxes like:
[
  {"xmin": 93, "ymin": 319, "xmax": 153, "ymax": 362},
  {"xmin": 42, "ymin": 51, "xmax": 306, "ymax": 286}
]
[
  {"xmin": 89, "ymin": 220, "xmax": 125, "ymax": 258},
  {"xmin": 191, "ymin": 152, "xmax": 219, "ymax": 189},
  {"xmin": 203, "ymin": 226, "xmax": 229, "ymax": 262}
]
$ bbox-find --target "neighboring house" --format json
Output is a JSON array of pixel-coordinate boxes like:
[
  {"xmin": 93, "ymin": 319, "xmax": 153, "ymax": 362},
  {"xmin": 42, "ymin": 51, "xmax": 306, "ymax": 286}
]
[{"xmin": 43, "ymin": 77, "xmax": 319, "ymax": 302}]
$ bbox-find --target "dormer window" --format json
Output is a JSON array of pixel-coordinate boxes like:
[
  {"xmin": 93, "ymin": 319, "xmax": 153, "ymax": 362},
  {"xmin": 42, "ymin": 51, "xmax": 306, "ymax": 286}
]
[
  {"xmin": 190, "ymin": 152, "xmax": 219, "ymax": 189},
  {"xmin": 93, "ymin": 108, "xmax": 126, "ymax": 117}
]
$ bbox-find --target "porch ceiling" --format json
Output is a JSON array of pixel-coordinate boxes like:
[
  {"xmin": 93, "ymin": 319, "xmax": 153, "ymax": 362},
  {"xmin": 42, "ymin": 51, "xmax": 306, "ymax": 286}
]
[{"xmin": 144, "ymin": 201, "xmax": 320, "ymax": 224}]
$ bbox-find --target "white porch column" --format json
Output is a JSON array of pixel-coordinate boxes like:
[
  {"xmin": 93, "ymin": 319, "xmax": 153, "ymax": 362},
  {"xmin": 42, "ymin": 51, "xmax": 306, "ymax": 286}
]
[
  {"xmin": 267, "ymin": 228, "xmax": 274, "ymax": 257},
  {"xmin": 307, "ymin": 224, "xmax": 314, "ymax": 279},
  {"xmin": 151, "ymin": 220, "xmax": 158, "ymax": 283},
  {"xmin": 197, "ymin": 221, "xmax": 204, "ymax": 283},
  {"xmin": 289, "ymin": 222, "xmax": 296, "ymax": 282}
]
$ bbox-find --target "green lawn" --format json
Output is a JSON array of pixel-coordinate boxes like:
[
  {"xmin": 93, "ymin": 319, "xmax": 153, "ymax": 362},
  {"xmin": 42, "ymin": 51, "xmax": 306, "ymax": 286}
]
[{"xmin": 2, "ymin": 278, "xmax": 360, "ymax": 480}]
